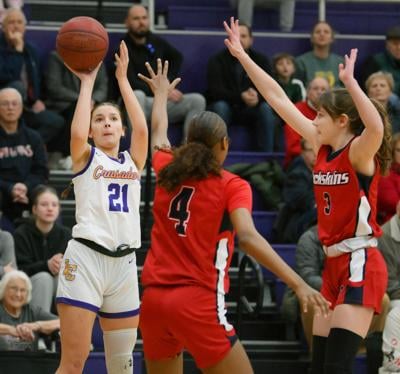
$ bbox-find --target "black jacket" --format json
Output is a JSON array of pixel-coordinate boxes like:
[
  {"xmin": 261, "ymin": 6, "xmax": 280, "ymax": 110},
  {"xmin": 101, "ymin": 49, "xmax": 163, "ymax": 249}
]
[
  {"xmin": 14, "ymin": 219, "xmax": 71, "ymax": 276},
  {"xmin": 206, "ymin": 48, "xmax": 271, "ymax": 105},
  {"xmin": 273, "ymin": 155, "xmax": 317, "ymax": 243},
  {"xmin": 0, "ymin": 34, "xmax": 42, "ymax": 104},
  {"xmin": 0, "ymin": 121, "xmax": 48, "ymax": 198},
  {"xmin": 111, "ymin": 32, "xmax": 183, "ymax": 99}
]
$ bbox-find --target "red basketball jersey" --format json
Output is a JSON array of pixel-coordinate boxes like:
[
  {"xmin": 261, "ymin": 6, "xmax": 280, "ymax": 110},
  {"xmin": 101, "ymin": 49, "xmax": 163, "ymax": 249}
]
[
  {"xmin": 313, "ymin": 141, "xmax": 382, "ymax": 247},
  {"xmin": 141, "ymin": 150, "xmax": 252, "ymax": 294}
]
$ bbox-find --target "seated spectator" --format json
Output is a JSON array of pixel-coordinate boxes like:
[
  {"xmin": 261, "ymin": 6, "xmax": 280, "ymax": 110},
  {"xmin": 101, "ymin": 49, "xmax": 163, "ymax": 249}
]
[
  {"xmin": 0, "ymin": 0, "xmax": 23, "ymax": 24},
  {"xmin": 380, "ymin": 306, "xmax": 400, "ymax": 373},
  {"xmin": 0, "ymin": 9, "xmax": 65, "ymax": 151},
  {"xmin": 295, "ymin": 21, "xmax": 344, "ymax": 88},
  {"xmin": 377, "ymin": 203, "xmax": 400, "ymax": 373},
  {"xmin": 110, "ymin": 5, "xmax": 205, "ymax": 140},
  {"xmin": 361, "ymin": 25, "xmax": 400, "ymax": 98},
  {"xmin": 377, "ymin": 133, "xmax": 400, "ymax": 224},
  {"xmin": 0, "ymin": 227, "xmax": 16, "ymax": 280},
  {"xmin": 281, "ymin": 225, "xmax": 389, "ymax": 373},
  {"xmin": 0, "ymin": 87, "xmax": 48, "ymax": 228},
  {"xmin": 366, "ymin": 71, "xmax": 400, "ymax": 135},
  {"xmin": 229, "ymin": 0, "xmax": 296, "ymax": 32},
  {"xmin": 206, "ymin": 23, "xmax": 276, "ymax": 151},
  {"xmin": 0, "ymin": 270, "xmax": 59, "ymax": 351},
  {"xmin": 273, "ymin": 52, "xmax": 306, "ymax": 151},
  {"xmin": 14, "ymin": 185, "xmax": 71, "ymax": 313},
  {"xmin": 379, "ymin": 201, "xmax": 400, "ymax": 309},
  {"xmin": 273, "ymin": 139, "xmax": 316, "ymax": 243},
  {"xmin": 283, "ymin": 77, "xmax": 329, "ymax": 168},
  {"xmin": 273, "ymin": 52, "xmax": 306, "ymax": 103},
  {"xmin": 45, "ymin": 50, "xmax": 109, "ymax": 169}
]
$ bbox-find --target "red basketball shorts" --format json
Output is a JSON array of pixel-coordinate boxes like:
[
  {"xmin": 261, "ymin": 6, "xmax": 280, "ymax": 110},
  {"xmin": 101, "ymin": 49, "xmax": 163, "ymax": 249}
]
[
  {"xmin": 140, "ymin": 285, "xmax": 237, "ymax": 369},
  {"xmin": 321, "ymin": 247, "xmax": 387, "ymax": 313}
]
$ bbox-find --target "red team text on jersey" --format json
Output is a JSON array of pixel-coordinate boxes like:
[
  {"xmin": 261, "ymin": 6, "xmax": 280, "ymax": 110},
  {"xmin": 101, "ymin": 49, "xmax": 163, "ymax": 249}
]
[{"xmin": 313, "ymin": 140, "xmax": 382, "ymax": 247}]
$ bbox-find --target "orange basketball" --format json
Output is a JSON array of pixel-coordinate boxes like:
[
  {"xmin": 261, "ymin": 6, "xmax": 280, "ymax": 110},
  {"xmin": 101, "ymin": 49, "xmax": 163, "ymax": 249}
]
[{"xmin": 56, "ymin": 16, "xmax": 109, "ymax": 72}]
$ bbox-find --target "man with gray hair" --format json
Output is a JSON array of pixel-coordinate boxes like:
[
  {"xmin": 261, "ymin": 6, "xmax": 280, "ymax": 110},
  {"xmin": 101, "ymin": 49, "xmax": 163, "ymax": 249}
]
[
  {"xmin": 0, "ymin": 87, "xmax": 48, "ymax": 228},
  {"xmin": 0, "ymin": 8, "xmax": 65, "ymax": 152}
]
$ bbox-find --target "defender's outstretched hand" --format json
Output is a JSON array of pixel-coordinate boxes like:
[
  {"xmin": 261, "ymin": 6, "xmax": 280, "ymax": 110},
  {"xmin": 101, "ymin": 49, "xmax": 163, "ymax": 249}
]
[
  {"xmin": 115, "ymin": 40, "xmax": 129, "ymax": 81},
  {"xmin": 339, "ymin": 48, "xmax": 358, "ymax": 86},
  {"xmin": 223, "ymin": 17, "xmax": 245, "ymax": 59},
  {"xmin": 138, "ymin": 58, "xmax": 181, "ymax": 96}
]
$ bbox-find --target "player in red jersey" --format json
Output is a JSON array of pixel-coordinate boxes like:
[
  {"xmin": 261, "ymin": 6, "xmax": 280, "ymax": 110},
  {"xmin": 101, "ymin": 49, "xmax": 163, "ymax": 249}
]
[
  {"xmin": 137, "ymin": 59, "xmax": 330, "ymax": 373},
  {"xmin": 224, "ymin": 18, "xmax": 392, "ymax": 374}
]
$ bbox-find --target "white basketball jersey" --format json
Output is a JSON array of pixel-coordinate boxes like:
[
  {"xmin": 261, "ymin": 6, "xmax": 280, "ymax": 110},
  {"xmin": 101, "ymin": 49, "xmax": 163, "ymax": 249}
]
[{"xmin": 72, "ymin": 147, "xmax": 141, "ymax": 251}]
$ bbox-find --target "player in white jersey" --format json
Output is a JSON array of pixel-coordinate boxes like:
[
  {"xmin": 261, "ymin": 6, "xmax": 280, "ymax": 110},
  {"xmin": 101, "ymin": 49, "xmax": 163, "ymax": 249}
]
[{"xmin": 55, "ymin": 41, "xmax": 148, "ymax": 374}]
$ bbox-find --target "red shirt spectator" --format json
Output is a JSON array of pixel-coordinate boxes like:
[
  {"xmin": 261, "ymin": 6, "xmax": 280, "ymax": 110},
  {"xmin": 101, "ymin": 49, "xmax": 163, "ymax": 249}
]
[
  {"xmin": 378, "ymin": 133, "xmax": 400, "ymax": 223},
  {"xmin": 283, "ymin": 77, "xmax": 329, "ymax": 168}
]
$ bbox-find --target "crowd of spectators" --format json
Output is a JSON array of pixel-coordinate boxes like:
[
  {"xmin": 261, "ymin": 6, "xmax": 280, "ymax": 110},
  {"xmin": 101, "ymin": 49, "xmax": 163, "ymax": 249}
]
[{"xmin": 0, "ymin": 4, "xmax": 399, "ymax": 372}]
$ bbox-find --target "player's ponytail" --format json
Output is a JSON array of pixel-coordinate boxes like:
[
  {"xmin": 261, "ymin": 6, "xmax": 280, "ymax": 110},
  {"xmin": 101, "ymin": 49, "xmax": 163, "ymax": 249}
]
[
  {"xmin": 370, "ymin": 98, "xmax": 392, "ymax": 176},
  {"xmin": 157, "ymin": 111, "xmax": 227, "ymax": 192}
]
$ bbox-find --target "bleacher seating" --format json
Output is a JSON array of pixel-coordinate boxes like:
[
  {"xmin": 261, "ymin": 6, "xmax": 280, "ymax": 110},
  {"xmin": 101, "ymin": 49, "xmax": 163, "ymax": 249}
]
[{"xmin": 25, "ymin": 0, "xmax": 400, "ymax": 35}]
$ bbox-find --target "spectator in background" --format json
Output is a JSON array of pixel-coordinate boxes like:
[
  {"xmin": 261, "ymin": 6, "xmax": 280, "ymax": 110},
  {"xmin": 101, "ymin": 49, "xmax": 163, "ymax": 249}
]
[
  {"xmin": 283, "ymin": 76, "xmax": 329, "ymax": 168},
  {"xmin": 380, "ymin": 306, "xmax": 400, "ymax": 373},
  {"xmin": 366, "ymin": 71, "xmax": 400, "ymax": 135},
  {"xmin": 378, "ymin": 133, "xmax": 400, "ymax": 224},
  {"xmin": 111, "ymin": 4, "xmax": 205, "ymax": 139},
  {"xmin": 229, "ymin": 0, "xmax": 296, "ymax": 32},
  {"xmin": 379, "ymin": 201, "xmax": 400, "ymax": 309},
  {"xmin": 45, "ymin": 50, "xmax": 109, "ymax": 170},
  {"xmin": 0, "ymin": 229, "xmax": 16, "ymax": 280},
  {"xmin": 377, "ymin": 202, "xmax": 400, "ymax": 374},
  {"xmin": 361, "ymin": 25, "xmax": 400, "ymax": 98},
  {"xmin": 206, "ymin": 23, "xmax": 276, "ymax": 152},
  {"xmin": 0, "ymin": 270, "xmax": 59, "ymax": 351},
  {"xmin": 0, "ymin": 88, "xmax": 48, "ymax": 228},
  {"xmin": 0, "ymin": 0, "xmax": 23, "ymax": 24},
  {"xmin": 273, "ymin": 138, "xmax": 316, "ymax": 243},
  {"xmin": 273, "ymin": 52, "xmax": 306, "ymax": 104},
  {"xmin": 14, "ymin": 185, "xmax": 71, "ymax": 313},
  {"xmin": 295, "ymin": 21, "xmax": 343, "ymax": 88},
  {"xmin": 273, "ymin": 52, "xmax": 306, "ymax": 151},
  {"xmin": 0, "ymin": 9, "xmax": 65, "ymax": 151}
]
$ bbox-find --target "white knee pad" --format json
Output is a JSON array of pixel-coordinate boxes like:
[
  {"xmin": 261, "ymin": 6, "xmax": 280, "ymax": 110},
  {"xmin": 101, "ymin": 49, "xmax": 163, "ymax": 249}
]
[{"xmin": 103, "ymin": 328, "xmax": 137, "ymax": 374}]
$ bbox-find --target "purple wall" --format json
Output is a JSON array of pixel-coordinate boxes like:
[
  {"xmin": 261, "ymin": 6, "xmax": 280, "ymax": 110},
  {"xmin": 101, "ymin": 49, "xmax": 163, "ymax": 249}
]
[{"xmin": 28, "ymin": 28, "xmax": 384, "ymax": 95}]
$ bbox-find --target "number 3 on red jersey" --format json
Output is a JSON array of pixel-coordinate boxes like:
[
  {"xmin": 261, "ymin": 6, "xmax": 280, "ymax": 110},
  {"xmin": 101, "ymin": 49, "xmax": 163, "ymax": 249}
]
[
  {"xmin": 323, "ymin": 191, "xmax": 331, "ymax": 215},
  {"xmin": 168, "ymin": 186, "xmax": 195, "ymax": 236}
]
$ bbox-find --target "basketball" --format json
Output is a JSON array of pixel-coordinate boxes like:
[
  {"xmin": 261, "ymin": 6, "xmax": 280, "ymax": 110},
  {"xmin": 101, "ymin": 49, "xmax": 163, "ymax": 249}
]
[{"xmin": 56, "ymin": 16, "xmax": 109, "ymax": 72}]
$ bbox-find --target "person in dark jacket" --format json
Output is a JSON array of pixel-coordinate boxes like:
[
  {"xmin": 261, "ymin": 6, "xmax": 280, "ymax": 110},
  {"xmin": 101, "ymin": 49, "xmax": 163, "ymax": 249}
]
[
  {"xmin": 360, "ymin": 25, "xmax": 400, "ymax": 97},
  {"xmin": 273, "ymin": 138, "xmax": 317, "ymax": 243},
  {"xmin": 14, "ymin": 185, "xmax": 71, "ymax": 313},
  {"xmin": 0, "ymin": 8, "xmax": 65, "ymax": 150},
  {"xmin": 206, "ymin": 23, "xmax": 276, "ymax": 151},
  {"xmin": 110, "ymin": 4, "xmax": 205, "ymax": 139},
  {"xmin": 0, "ymin": 87, "xmax": 48, "ymax": 227}
]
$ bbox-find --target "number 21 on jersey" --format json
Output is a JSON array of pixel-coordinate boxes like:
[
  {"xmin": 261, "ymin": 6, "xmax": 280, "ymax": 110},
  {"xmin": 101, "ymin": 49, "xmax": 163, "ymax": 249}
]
[
  {"xmin": 108, "ymin": 183, "xmax": 129, "ymax": 212},
  {"xmin": 168, "ymin": 186, "xmax": 195, "ymax": 236}
]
